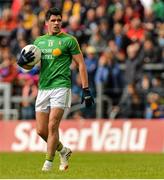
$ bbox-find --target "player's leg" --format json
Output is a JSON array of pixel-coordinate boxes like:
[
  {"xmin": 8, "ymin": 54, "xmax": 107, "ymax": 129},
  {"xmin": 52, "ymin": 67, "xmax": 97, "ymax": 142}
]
[
  {"xmin": 35, "ymin": 90, "xmax": 53, "ymax": 171},
  {"xmin": 47, "ymin": 107, "xmax": 64, "ymax": 159},
  {"xmin": 36, "ymin": 110, "xmax": 64, "ymax": 171},
  {"xmin": 35, "ymin": 111, "xmax": 52, "ymax": 171},
  {"xmin": 36, "ymin": 111, "xmax": 49, "ymax": 141},
  {"xmin": 36, "ymin": 111, "xmax": 64, "ymax": 149},
  {"xmin": 42, "ymin": 107, "xmax": 64, "ymax": 171},
  {"xmin": 35, "ymin": 90, "xmax": 65, "ymax": 171},
  {"xmin": 35, "ymin": 90, "xmax": 50, "ymax": 142},
  {"xmin": 41, "ymin": 88, "xmax": 72, "ymax": 171},
  {"xmin": 51, "ymin": 88, "xmax": 72, "ymax": 171},
  {"xmin": 48, "ymin": 88, "xmax": 72, "ymax": 171},
  {"xmin": 35, "ymin": 89, "xmax": 64, "ymax": 144}
]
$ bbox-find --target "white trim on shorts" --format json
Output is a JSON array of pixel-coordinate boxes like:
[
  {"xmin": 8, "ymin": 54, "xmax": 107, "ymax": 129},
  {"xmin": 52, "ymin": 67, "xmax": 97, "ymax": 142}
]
[{"xmin": 35, "ymin": 88, "xmax": 71, "ymax": 113}]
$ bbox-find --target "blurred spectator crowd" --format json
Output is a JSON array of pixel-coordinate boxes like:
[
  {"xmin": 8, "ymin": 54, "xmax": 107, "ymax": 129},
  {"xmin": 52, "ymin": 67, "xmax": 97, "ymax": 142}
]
[{"xmin": 0, "ymin": 0, "xmax": 164, "ymax": 120}]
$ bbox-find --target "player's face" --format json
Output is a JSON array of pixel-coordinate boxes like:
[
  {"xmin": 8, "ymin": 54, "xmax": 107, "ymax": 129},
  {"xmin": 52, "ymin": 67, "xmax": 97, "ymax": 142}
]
[{"xmin": 46, "ymin": 15, "xmax": 62, "ymax": 35}]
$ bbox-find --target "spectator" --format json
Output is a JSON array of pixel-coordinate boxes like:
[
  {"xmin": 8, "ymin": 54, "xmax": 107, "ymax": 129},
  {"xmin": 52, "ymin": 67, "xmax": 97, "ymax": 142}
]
[
  {"xmin": 145, "ymin": 92, "xmax": 164, "ymax": 119},
  {"xmin": 103, "ymin": 51, "xmax": 124, "ymax": 105},
  {"xmin": 36, "ymin": 0, "xmax": 52, "ymax": 30},
  {"xmin": 95, "ymin": 53, "xmax": 110, "ymax": 86},
  {"xmin": 18, "ymin": 2, "xmax": 38, "ymax": 31},
  {"xmin": 152, "ymin": 0, "xmax": 164, "ymax": 21},
  {"xmin": 124, "ymin": 5, "xmax": 140, "ymax": 25},
  {"xmin": 108, "ymin": 23, "xmax": 131, "ymax": 53},
  {"xmin": 98, "ymin": 18, "xmax": 111, "ymax": 41},
  {"xmin": 18, "ymin": 74, "xmax": 38, "ymax": 120},
  {"xmin": 124, "ymin": 43, "xmax": 144, "ymax": 85},
  {"xmin": 107, "ymin": 0, "xmax": 123, "ymax": 18},
  {"xmin": 106, "ymin": 40, "xmax": 126, "ymax": 63},
  {"xmin": 95, "ymin": 5, "xmax": 107, "ymax": 24},
  {"xmin": 0, "ymin": 8, "xmax": 17, "ymax": 32},
  {"xmin": 131, "ymin": 0, "xmax": 145, "ymax": 21},
  {"xmin": 112, "ymin": 7, "xmax": 124, "ymax": 27},
  {"xmin": 126, "ymin": 17, "xmax": 145, "ymax": 42},
  {"xmin": 137, "ymin": 74, "xmax": 152, "ymax": 97},
  {"xmin": 66, "ymin": 15, "xmax": 89, "ymax": 45},
  {"xmin": 84, "ymin": 8, "xmax": 98, "ymax": 34},
  {"xmin": 112, "ymin": 83, "xmax": 145, "ymax": 118},
  {"xmin": 89, "ymin": 29, "xmax": 107, "ymax": 53},
  {"xmin": 143, "ymin": 9, "xmax": 156, "ymax": 37},
  {"xmin": 151, "ymin": 76, "xmax": 163, "ymax": 96},
  {"xmin": 141, "ymin": 38, "xmax": 162, "ymax": 63},
  {"xmin": 0, "ymin": 51, "xmax": 17, "ymax": 83}
]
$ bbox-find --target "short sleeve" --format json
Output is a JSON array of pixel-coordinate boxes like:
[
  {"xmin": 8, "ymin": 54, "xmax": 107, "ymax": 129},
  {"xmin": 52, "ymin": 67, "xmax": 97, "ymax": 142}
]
[
  {"xmin": 67, "ymin": 37, "xmax": 81, "ymax": 55},
  {"xmin": 33, "ymin": 38, "xmax": 39, "ymax": 47}
]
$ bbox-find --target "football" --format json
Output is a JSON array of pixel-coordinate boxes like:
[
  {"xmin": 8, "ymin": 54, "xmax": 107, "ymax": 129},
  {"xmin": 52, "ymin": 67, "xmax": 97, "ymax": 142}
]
[{"xmin": 21, "ymin": 44, "xmax": 41, "ymax": 66}]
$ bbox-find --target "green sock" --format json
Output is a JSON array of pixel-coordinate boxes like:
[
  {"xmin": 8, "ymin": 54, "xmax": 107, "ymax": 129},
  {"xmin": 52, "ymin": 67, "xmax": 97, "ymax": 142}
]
[
  {"xmin": 56, "ymin": 142, "xmax": 63, "ymax": 151},
  {"xmin": 45, "ymin": 153, "xmax": 54, "ymax": 162}
]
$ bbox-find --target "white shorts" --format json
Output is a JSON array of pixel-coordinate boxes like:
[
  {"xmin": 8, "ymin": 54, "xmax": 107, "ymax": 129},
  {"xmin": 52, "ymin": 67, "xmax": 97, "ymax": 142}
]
[{"xmin": 35, "ymin": 88, "xmax": 71, "ymax": 113}]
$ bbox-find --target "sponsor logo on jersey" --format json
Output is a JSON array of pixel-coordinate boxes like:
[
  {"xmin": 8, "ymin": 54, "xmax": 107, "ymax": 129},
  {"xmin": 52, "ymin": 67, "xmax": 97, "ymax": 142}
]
[
  {"xmin": 52, "ymin": 48, "xmax": 62, "ymax": 56},
  {"xmin": 41, "ymin": 48, "xmax": 52, "ymax": 54}
]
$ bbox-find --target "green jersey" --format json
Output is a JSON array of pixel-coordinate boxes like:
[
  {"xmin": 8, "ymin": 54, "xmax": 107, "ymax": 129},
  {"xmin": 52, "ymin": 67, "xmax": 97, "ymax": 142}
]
[{"xmin": 34, "ymin": 32, "xmax": 81, "ymax": 90}]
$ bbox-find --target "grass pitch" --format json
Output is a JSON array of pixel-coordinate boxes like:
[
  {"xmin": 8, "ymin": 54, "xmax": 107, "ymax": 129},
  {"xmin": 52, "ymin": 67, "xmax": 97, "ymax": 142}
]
[{"xmin": 0, "ymin": 152, "xmax": 164, "ymax": 179}]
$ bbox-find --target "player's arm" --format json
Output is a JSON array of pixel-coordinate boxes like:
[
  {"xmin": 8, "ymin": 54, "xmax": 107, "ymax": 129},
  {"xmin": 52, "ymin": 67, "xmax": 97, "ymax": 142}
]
[
  {"xmin": 73, "ymin": 53, "xmax": 94, "ymax": 107},
  {"xmin": 69, "ymin": 36, "xmax": 94, "ymax": 107},
  {"xmin": 72, "ymin": 53, "xmax": 88, "ymax": 88}
]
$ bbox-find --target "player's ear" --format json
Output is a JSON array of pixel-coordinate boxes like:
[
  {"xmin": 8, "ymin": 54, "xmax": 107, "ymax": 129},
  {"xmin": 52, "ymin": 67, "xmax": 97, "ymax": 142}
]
[{"xmin": 45, "ymin": 20, "xmax": 48, "ymax": 27}]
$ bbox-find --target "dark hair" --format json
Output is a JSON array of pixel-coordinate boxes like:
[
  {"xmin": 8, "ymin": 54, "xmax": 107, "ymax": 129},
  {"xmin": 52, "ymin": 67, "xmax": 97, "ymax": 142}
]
[{"xmin": 45, "ymin": 7, "xmax": 62, "ymax": 21}]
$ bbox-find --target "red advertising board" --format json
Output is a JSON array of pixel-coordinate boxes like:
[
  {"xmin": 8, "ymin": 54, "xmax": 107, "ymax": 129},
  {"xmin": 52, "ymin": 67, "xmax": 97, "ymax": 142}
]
[{"xmin": 0, "ymin": 120, "xmax": 164, "ymax": 152}]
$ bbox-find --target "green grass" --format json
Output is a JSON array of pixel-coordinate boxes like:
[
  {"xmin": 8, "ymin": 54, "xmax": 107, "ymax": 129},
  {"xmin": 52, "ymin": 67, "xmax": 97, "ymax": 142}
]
[{"xmin": 0, "ymin": 152, "xmax": 164, "ymax": 178}]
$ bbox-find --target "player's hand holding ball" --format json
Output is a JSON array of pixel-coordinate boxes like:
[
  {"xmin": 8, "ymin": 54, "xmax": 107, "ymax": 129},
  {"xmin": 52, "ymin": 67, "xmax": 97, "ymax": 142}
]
[
  {"xmin": 17, "ymin": 49, "xmax": 35, "ymax": 66},
  {"xmin": 81, "ymin": 87, "xmax": 94, "ymax": 107},
  {"xmin": 17, "ymin": 45, "xmax": 41, "ymax": 70}
]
